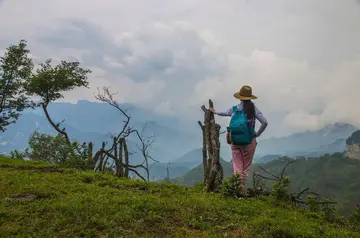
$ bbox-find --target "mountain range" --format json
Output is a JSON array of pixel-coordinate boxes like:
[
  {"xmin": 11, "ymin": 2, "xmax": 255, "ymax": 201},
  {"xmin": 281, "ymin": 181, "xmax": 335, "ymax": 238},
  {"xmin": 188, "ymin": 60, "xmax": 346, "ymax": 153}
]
[
  {"xmin": 0, "ymin": 101, "xmax": 358, "ymax": 181},
  {"xmin": 254, "ymin": 123, "xmax": 357, "ymax": 158}
]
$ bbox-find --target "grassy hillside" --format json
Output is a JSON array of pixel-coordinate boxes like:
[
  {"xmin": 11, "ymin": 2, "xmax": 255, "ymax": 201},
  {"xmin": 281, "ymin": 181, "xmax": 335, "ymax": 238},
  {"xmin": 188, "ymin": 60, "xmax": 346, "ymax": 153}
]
[{"xmin": 0, "ymin": 157, "xmax": 359, "ymax": 237}]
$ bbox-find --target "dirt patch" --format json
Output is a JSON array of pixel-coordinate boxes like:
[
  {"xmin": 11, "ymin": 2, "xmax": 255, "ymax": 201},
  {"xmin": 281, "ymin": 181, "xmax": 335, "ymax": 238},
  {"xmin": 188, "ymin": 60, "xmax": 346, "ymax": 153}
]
[
  {"xmin": 6, "ymin": 166, "xmax": 64, "ymax": 173},
  {"xmin": 7, "ymin": 193, "xmax": 41, "ymax": 201},
  {"xmin": 35, "ymin": 167, "xmax": 64, "ymax": 173}
]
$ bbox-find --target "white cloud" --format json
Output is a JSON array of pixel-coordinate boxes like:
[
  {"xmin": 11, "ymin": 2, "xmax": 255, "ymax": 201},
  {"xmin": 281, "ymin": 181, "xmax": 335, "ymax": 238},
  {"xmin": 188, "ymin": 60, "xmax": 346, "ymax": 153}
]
[
  {"xmin": 1, "ymin": 0, "xmax": 360, "ymax": 138},
  {"xmin": 284, "ymin": 110, "xmax": 321, "ymax": 132},
  {"xmin": 194, "ymin": 50, "xmax": 360, "ymax": 135}
]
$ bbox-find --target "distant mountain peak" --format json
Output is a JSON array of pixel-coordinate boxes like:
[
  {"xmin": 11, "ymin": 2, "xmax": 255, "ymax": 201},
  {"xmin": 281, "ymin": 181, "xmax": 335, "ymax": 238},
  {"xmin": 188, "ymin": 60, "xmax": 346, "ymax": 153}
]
[
  {"xmin": 319, "ymin": 123, "xmax": 357, "ymax": 137},
  {"xmin": 256, "ymin": 122, "xmax": 358, "ymax": 157},
  {"xmin": 77, "ymin": 100, "xmax": 95, "ymax": 104},
  {"xmin": 323, "ymin": 122, "xmax": 355, "ymax": 128}
]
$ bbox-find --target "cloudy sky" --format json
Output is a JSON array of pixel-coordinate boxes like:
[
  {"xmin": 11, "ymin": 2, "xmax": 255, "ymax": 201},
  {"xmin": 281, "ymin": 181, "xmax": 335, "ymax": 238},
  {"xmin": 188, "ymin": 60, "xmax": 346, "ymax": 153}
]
[{"xmin": 1, "ymin": 0, "xmax": 360, "ymax": 138}]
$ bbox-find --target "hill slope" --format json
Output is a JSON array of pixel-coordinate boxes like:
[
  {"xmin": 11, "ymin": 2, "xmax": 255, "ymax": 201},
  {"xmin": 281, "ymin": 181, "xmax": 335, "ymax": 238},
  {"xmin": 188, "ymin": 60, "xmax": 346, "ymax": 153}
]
[
  {"xmin": 174, "ymin": 153, "xmax": 360, "ymax": 217},
  {"xmin": 249, "ymin": 154, "xmax": 360, "ymax": 216},
  {"xmin": 0, "ymin": 157, "xmax": 358, "ymax": 237}
]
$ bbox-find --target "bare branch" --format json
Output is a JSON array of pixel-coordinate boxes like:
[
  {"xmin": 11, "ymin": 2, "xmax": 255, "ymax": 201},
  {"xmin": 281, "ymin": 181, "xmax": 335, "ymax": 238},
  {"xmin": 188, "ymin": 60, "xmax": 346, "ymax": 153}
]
[
  {"xmin": 42, "ymin": 103, "xmax": 71, "ymax": 145},
  {"xmin": 293, "ymin": 187, "xmax": 310, "ymax": 198},
  {"xmin": 128, "ymin": 168, "xmax": 146, "ymax": 182},
  {"xmin": 281, "ymin": 160, "xmax": 294, "ymax": 178},
  {"xmin": 92, "ymin": 89, "xmax": 157, "ymax": 182},
  {"xmin": 254, "ymin": 172, "xmax": 278, "ymax": 181},
  {"xmin": 127, "ymin": 123, "xmax": 158, "ymax": 181},
  {"xmin": 198, "ymin": 121, "xmax": 204, "ymax": 130},
  {"xmin": 258, "ymin": 166, "xmax": 280, "ymax": 180},
  {"xmin": 201, "ymin": 105, "xmax": 207, "ymax": 113},
  {"xmin": 128, "ymin": 164, "xmax": 146, "ymax": 169},
  {"xmin": 94, "ymin": 86, "xmax": 131, "ymax": 147}
]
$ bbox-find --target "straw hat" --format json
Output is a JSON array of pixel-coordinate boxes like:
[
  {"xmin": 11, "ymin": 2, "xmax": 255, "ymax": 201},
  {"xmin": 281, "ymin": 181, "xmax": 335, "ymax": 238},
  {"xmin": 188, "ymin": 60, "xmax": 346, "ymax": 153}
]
[{"xmin": 233, "ymin": 85, "xmax": 257, "ymax": 100}]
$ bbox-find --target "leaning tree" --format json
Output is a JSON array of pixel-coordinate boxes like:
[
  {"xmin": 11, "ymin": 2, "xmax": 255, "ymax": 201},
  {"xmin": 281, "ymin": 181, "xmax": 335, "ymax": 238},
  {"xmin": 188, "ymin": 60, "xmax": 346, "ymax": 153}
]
[
  {"xmin": 26, "ymin": 59, "xmax": 91, "ymax": 145},
  {"xmin": 25, "ymin": 59, "xmax": 156, "ymax": 181}
]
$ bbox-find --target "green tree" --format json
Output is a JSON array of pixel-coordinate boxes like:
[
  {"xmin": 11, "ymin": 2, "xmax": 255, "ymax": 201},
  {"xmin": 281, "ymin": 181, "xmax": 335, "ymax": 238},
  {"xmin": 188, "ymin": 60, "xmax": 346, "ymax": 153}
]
[
  {"xmin": 28, "ymin": 130, "xmax": 72, "ymax": 164},
  {"xmin": 0, "ymin": 40, "xmax": 35, "ymax": 132},
  {"xmin": 25, "ymin": 58, "xmax": 91, "ymax": 145},
  {"xmin": 26, "ymin": 130, "xmax": 92, "ymax": 169}
]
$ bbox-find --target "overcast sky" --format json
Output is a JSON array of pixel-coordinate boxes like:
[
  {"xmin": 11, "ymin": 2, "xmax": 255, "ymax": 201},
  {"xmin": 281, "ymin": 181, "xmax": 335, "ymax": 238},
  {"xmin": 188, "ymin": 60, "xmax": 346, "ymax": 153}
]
[{"xmin": 1, "ymin": 0, "xmax": 360, "ymax": 138}]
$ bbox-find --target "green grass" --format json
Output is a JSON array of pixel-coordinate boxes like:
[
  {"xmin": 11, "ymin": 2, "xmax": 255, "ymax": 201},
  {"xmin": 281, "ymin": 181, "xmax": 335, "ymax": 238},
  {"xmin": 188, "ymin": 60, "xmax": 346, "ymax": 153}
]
[{"xmin": 0, "ymin": 157, "xmax": 359, "ymax": 237}]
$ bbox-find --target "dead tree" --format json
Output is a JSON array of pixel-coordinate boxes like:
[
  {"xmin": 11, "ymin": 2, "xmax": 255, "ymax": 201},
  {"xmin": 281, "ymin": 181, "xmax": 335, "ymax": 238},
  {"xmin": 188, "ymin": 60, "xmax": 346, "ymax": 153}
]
[
  {"xmin": 87, "ymin": 142, "xmax": 93, "ymax": 163},
  {"xmin": 200, "ymin": 99, "xmax": 224, "ymax": 192},
  {"xmin": 123, "ymin": 137, "xmax": 129, "ymax": 178},
  {"xmin": 130, "ymin": 124, "xmax": 157, "ymax": 181},
  {"xmin": 198, "ymin": 121, "xmax": 208, "ymax": 183},
  {"xmin": 165, "ymin": 161, "xmax": 171, "ymax": 183},
  {"xmin": 94, "ymin": 142, "xmax": 106, "ymax": 172},
  {"xmin": 92, "ymin": 86, "xmax": 157, "ymax": 182}
]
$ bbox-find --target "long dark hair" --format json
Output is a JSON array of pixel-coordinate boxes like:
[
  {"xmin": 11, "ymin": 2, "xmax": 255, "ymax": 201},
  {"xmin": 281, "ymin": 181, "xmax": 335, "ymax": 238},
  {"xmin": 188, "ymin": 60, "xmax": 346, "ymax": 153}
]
[{"xmin": 242, "ymin": 100, "xmax": 255, "ymax": 119}]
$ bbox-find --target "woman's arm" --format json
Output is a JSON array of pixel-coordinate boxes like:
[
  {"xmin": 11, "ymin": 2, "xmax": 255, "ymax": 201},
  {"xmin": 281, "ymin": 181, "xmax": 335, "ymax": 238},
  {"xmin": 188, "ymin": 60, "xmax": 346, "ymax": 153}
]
[
  {"xmin": 254, "ymin": 107, "xmax": 268, "ymax": 137},
  {"xmin": 210, "ymin": 107, "xmax": 233, "ymax": 116}
]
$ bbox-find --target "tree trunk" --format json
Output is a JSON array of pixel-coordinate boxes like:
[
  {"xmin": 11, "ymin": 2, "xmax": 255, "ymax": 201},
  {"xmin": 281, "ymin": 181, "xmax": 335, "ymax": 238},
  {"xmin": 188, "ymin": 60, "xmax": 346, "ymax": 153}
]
[
  {"xmin": 119, "ymin": 138, "xmax": 124, "ymax": 177},
  {"xmin": 114, "ymin": 137, "xmax": 119, "ymax": 176},
  {"xmin": 102, "ymin": 156, "xmax": 109, "ymax": 172},
  {"xmin": 206, "ymin": 123, "xmax": 223, "ymax": 192},
  {"xmin": 123, "ymin": 137, "xmax": 129, "ymax": 178},
  {"xmin": 198, "ymin": 121, "xmax": 208, "ymax": 183},
  {"xmin": 97, "ymin": 142, "xmax": 106, "ymax": 172},
  {"xmin": 92, "ymin": 150, "xmax": 102, "ymax": 171},
  {"xmin": 87, "ymin": 142, "xmax": 93, "ymax": 168},
  {"xmin": 201, "ymin": 99, "xmax": 224, "ymax": 192}
]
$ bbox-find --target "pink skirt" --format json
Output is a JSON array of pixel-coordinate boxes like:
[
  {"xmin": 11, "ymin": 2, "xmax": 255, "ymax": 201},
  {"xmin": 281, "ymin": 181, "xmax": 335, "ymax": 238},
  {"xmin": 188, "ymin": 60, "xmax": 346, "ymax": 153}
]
[{"xmin": 230, "ymin": 138, "xmax": 257, "ymax": 183}]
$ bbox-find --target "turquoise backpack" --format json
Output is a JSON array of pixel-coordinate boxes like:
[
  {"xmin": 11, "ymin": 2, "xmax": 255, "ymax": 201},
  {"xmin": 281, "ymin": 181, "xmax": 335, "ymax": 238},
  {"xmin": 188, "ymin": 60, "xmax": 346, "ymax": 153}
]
[{"xmin": 227, "ymin": 105, "xmax": 255, "ymax": 145}]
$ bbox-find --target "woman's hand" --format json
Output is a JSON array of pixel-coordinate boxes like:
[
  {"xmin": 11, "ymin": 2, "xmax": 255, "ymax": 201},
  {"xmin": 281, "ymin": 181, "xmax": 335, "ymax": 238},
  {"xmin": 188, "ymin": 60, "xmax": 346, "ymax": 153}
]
[{"xmin": 209, "ymin": 108, "xmax": 216, "ymax": 113}]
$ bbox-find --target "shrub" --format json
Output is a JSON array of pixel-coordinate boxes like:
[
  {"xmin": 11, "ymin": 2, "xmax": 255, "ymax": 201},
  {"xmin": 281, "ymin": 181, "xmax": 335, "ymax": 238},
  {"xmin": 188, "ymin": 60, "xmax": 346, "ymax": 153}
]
[
  {"xmin": 272, "ymin": 176, "xmax": 291, "ymax": 202},
  {"xmin": 219, "ymin": 173, "xmax": 245, "ymax": 198},
  {"xmin": 350, "ymin": 203, "xmax": 360, "ymax": 226},
  {"xmin": 16, "ymin": 130, "xmax": 93, "ymax": 170}
]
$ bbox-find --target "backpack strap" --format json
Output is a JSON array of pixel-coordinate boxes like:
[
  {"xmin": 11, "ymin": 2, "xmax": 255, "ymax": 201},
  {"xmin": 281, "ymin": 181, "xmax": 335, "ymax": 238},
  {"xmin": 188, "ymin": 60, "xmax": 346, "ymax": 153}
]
[{"xmin": 232, "ymin": 105, "xmax": 238, "ymax": 113}]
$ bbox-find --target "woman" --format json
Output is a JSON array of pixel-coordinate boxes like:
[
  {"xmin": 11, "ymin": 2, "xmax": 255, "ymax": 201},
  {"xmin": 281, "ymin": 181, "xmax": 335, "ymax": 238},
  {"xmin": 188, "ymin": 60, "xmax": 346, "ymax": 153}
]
[{"xmin": 209, "ymin": 85, "xmax": 268, "ymax": 184}]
